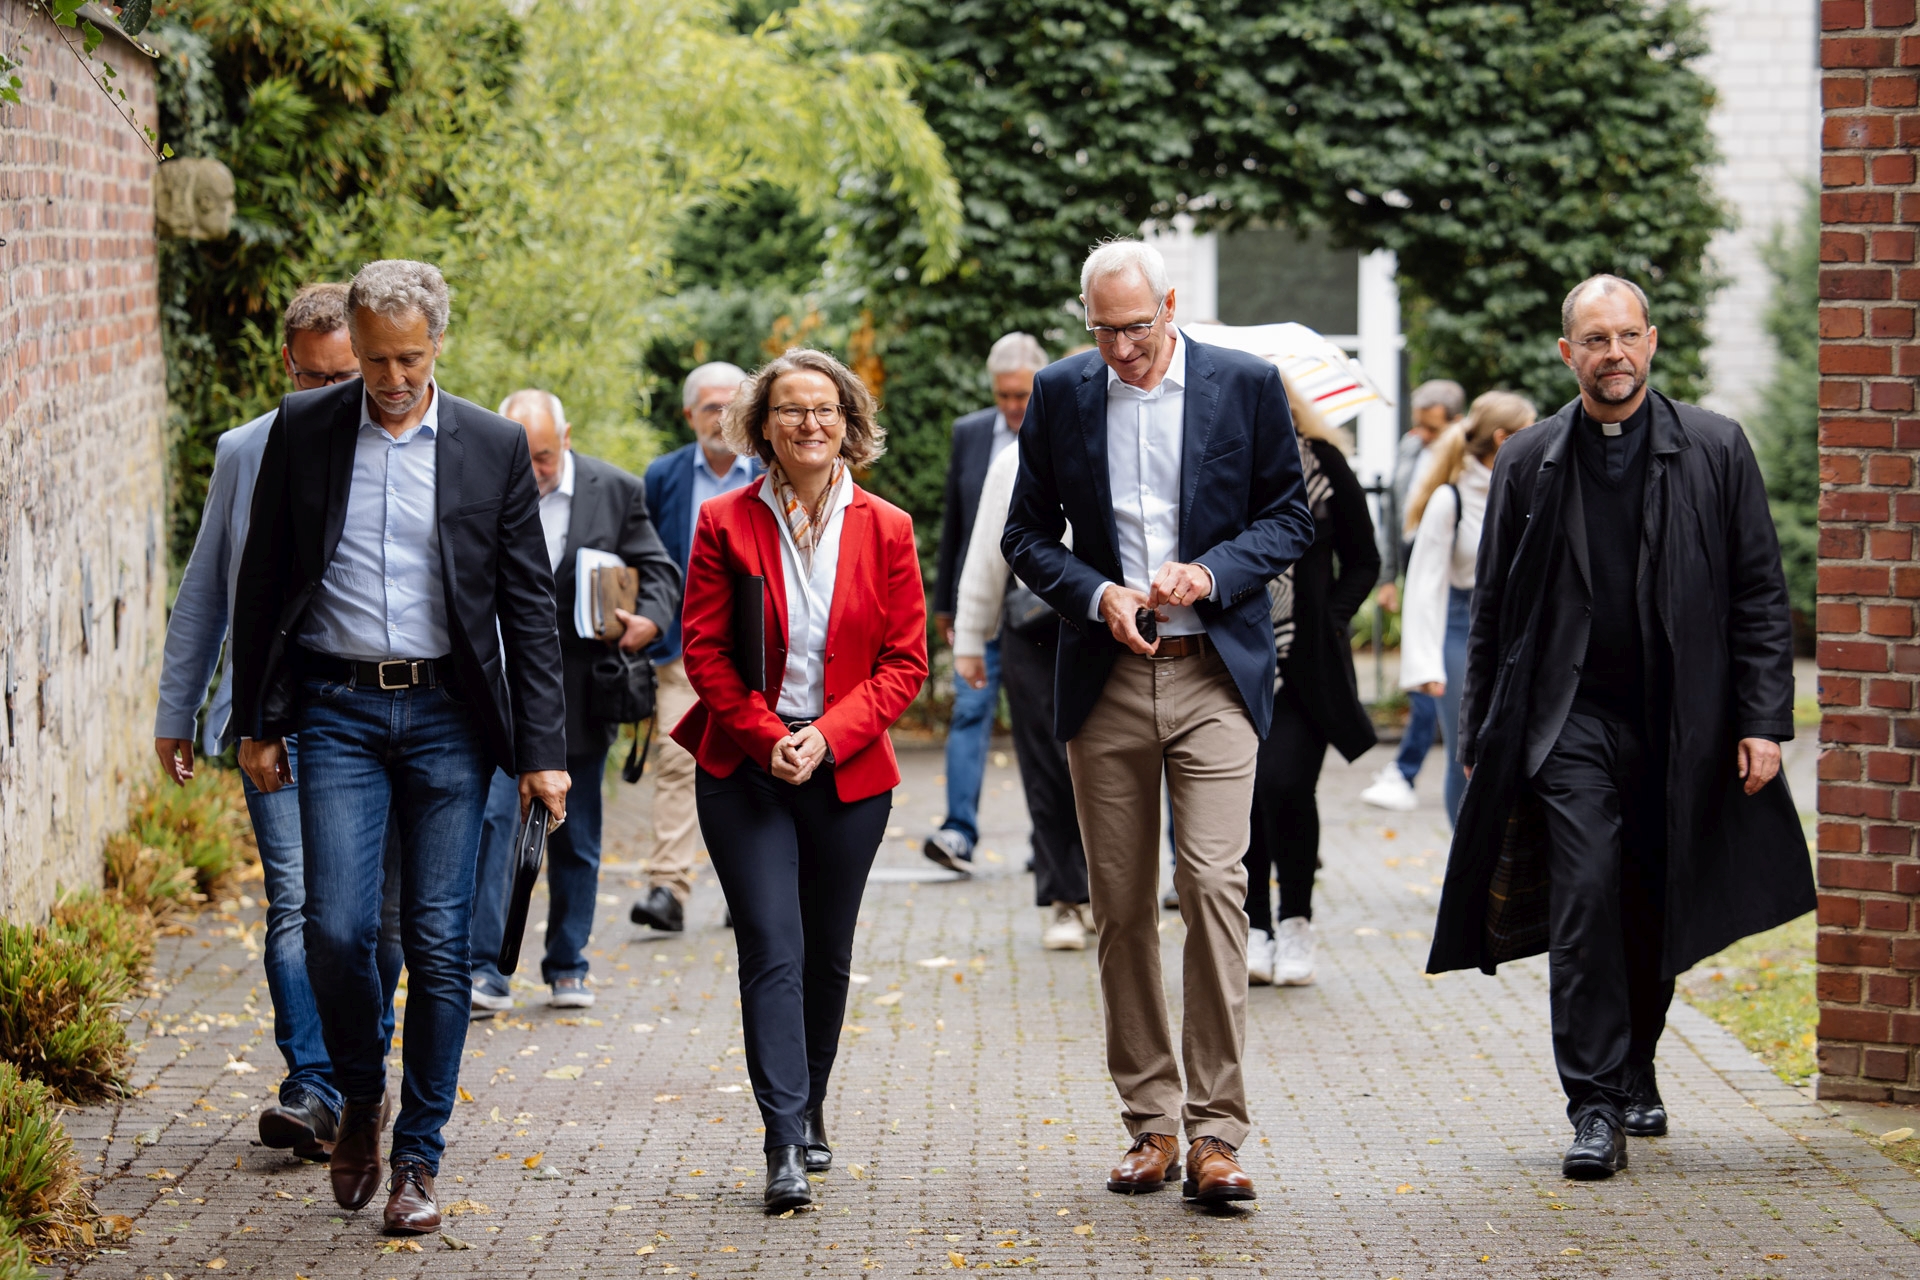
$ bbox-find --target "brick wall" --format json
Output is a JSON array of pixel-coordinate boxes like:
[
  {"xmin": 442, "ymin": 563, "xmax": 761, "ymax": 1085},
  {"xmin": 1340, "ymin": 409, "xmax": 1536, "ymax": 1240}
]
[
  {"xmin": 1814, "ymin": 0, "xmax": 1920, "ymax": 1100},
  {"xmin": 0, "ymin": 2, "xmax": 167, "ymax": 920}
]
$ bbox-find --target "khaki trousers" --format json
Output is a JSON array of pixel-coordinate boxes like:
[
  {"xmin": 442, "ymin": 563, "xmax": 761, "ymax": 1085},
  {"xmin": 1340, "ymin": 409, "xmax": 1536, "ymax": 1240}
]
[
  {"xmin": 1066, "ymin": 648, "xmax": 1257, "ymax": 1148},
  {"xmin": 645, "ymin": 658, "xmax": 701, "ymax": 902}
]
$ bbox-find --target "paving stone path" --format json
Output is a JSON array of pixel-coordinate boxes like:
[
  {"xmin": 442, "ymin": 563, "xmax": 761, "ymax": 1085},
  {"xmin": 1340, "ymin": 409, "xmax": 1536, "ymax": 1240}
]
[{"xmin": 64, "ymin": 739, "xmax": 1920, "ymax": 1278}]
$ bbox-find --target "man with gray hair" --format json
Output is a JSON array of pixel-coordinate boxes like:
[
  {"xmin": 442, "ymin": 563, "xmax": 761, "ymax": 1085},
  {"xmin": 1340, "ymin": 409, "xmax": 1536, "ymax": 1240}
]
[
  {"xmin": 633, "ymin": 360, "xmax": 761, "ymax": 932},
  {"xmin": 922, "ymin": 330, "xmax": 1050, "ymax": 874},
  {"xmin": 1004, "ymin": 239, "xmax": 1314, "ymax": 1203},
  {"xmin": 233, "ymin": 259, "xmax": 570, "ymax": 1233}
]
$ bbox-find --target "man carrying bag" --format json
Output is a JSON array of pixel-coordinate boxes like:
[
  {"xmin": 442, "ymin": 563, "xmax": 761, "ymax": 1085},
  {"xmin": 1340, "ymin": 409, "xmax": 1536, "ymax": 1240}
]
[{"xmin": 470, "ymin": 390, "xmax": 681, "ymax": 1013}]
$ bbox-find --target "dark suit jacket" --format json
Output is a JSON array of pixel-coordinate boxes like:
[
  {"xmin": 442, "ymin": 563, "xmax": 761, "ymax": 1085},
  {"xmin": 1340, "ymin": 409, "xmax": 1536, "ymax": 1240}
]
[
  {"xmin": 642, "ymin": 441, "xmax": 761, "ymax": 663},
  {"xmin": 1001, "ymin": 335, "xmax": 1316, "ymax": 741},
  {"xmin": 230, "ymin": 380, "xmax": 567, "ymax": 776},
  {"xmin": 931, "ymin": 406, "xmax": 1002, "ymax": 619},
  {"xmin": 556, "ymin": 452, "xmax": 681, "ymax": 758}
]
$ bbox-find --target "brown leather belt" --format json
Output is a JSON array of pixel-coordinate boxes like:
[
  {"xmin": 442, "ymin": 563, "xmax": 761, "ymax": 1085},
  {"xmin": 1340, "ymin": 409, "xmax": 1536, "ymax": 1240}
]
[{"xmin": 1147, "ymin": 634, "xmax": 1208, "ymax": 660}]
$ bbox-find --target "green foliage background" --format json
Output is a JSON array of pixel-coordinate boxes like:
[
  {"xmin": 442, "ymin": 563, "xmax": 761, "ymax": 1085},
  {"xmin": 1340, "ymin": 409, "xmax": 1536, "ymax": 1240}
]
[{"xmin": 1751, "ymin": 193, "xmax": 1819, "ymax": 624}]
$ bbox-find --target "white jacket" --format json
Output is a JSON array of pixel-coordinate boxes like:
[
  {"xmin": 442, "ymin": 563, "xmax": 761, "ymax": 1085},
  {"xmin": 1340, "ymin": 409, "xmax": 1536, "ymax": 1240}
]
[
  {"xmin": 953, "ymin": 445, "xmax": 1072, "ymax": 657},
  {"xmin": 1399, "ymin": 454, "xmax": 1491, "ymax": 690}
]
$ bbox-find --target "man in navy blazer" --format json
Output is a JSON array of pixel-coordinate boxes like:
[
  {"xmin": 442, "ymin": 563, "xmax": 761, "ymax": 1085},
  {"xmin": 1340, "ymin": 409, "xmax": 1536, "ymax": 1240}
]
[
  {"xmin": 633, "ymin": 362, "xmax": 760, "ymax": 932},
  {"xmin": 1003, "ymin": 240, "xmax": 1313, "ymax": 1206}
]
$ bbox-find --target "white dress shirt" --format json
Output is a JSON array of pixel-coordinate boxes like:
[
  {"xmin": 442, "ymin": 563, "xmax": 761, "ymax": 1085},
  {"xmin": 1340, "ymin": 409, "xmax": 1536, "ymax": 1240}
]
[
  {"xmin": 539, "ymin": 450, "xmax": 576, "ymax": 573},
  {"xmin": 298, "ymin": 383, "xmax": 449, "ymax": 661},
  {"xmin": 1089, "ymin": 331, "xmax": 1212, "ymax": 635},
  {"xmin": 1398, "ymin": 455, "xmax": 1492, "ymax": 690},
  {"xmin": 759, "ymin": 473, "xmax": 854, "ymax": 720}
]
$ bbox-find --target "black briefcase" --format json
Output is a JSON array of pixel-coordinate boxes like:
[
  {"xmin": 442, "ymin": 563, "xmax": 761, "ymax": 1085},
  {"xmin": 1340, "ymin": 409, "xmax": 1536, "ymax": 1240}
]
[{"xmin": 495, "ymin": 803, "xmax": 552, "ymax": 976}]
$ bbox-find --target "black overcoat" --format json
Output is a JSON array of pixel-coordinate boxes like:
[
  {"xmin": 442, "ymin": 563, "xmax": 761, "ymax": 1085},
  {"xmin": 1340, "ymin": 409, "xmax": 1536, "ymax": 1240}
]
[
  {"xmin": 1281, "ymin": 437, "xmax": 1380, "ymax": 763},
  {"xmin": 1427, "ymin": 392, "xmax": 1814, "ymax": 979}
]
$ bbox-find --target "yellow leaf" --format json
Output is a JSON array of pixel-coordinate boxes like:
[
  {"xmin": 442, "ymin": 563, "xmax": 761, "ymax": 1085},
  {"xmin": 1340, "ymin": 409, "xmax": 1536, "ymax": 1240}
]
[
  {"xmin": 947, "ymin": 1253, "xmax": 967, "ymax": 1268},
  {"xmin": 1561, "ymin": 1248, "xmax": 1582, "ymax": 1256},
  {"xmin": 457, "ymin": 1086, "xmax": 474, "ymax": 1103},
  {"xmin": 849, "ymin": 1163, "xmax": 867, "ymax": 1180},
  {"xmin": 1881, "ymin": 1127, "xmax": 1914, "ymax": 1143},
  {"xmin": 721, "ymin": 1246, "xmax": 738, "ymax": 1252},
  {"xmin": 1764, "ymin": 1254, "xmax": 1787, "ymax": 1261},
  {"xmin": 1072, "ymin": 1224, "xmax": 1093, "ymax": 1236},
  {"xmin": 544, "ymin": 1065, "xmax": 585, "ymax": 1080},
  {"xmin": 654, "ymin": 1093, "xmax": 680, "ymax": 1102},
  {"xmin": 1395, "ymin": 1184, "xmax": 1413, "ymax": 1194},
  {"xmin": 524, "ymin": 1153, "xmax": 544, "ymax": 1168},
  {"xmin": 204, "ymin": 1262, "xmax": 226, "ymax": 1271},
  {"xmin": 636, "ymin": 1245, "xmax": 655, "ymax": 1256},
  {"xmin": 872, "ymin": 991, "xmax": 903, "ymax": 1006}
]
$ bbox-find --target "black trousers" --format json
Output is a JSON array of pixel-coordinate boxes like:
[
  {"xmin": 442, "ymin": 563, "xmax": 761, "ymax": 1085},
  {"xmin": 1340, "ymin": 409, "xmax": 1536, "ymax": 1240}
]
[
  {"xmin": 1532, "ymin": 711, "xmax": 1674, "ymax": 1127},
  {"xmin": 696, "ymin": 762, "xmax": 890, "ymax": 1149},
  {"xmin": 1243, "ymin": 683, "xmax": 1328, "ymax": 932},
  {"xmin": 998, "ymin": 623, "xmax": 1089, "ymax": 907}
]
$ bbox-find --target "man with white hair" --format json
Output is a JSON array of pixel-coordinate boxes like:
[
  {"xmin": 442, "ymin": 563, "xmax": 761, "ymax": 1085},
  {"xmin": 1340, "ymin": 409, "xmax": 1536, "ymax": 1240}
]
[
  {"xmin": 633, "ymin": 361, "xmax": 761, "ymax": 932},
  {"xmin": 232, "ymin": 259, "xmax": 570, "ymax": 1233},
  {"xmin": 1004, "ymin": 239, "xmax": 1314, "ymax": 1204},
  {"xmin": 922, "ymin": 331, "xmax": 1049, "ymax": 875},
  {"xmin": 469, "ymin": 389, "xmax": 679, "ymax": 1011}
]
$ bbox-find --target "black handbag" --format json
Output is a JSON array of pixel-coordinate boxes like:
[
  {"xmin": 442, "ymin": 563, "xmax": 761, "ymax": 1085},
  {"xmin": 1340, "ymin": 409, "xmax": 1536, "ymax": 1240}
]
[
  {"xmin": 495, "ymin": 803, "xmax": 551, "ymax": 975},
  {"xmin": 589, "ymin": 649, "xmax": 656, "ymax": 783},
  {"xmin": 1002, "ymin": 581, "xmax": 1055, "ymax": 638}
]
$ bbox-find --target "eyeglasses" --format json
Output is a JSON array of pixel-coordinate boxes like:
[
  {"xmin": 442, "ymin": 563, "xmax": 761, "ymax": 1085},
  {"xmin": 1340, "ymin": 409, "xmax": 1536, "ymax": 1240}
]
[
  {"xmin": 1085, "ymin": 300, "xmax": 1165, "ymax": 346},
  {"xmin": 770, "ymin": 404, "xmax": 845, "ymax": 427},
  {"xmin": 1571, "ymin": 330, "xmax": 1647, "ymax": 354},
  {"xmin": 290, "ymin": 365, "xmax": 358, "ymax": 389}
]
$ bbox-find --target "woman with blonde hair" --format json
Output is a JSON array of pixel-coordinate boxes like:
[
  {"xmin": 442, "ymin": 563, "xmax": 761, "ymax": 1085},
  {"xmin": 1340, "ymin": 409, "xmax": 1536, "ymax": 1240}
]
[
  {"xmin": 1241, "ymin": 379, "xmax": 1381, "ymax": 987},
  {"xmin": 1399, "ymin": 389, "xmax": 1538, "ymax": 824}
]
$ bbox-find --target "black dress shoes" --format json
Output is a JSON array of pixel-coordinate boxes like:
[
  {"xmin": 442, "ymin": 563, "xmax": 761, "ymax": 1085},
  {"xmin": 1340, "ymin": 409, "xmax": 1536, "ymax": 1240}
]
[
  {"xmin": 630, "ymin": 886, "xmax": 684, "ymax": 932},
  {"xmin": 802, "ymin": 1105, "xmax": 831, "ymax": 1173},
  {"xmin": 1562, "ymin": 1114, "xmax": 1628, "ymax": 1180},
  {"xmin": 1624, "ymin": 1068, "xmax": 1668, "ymax": 1137},
  {"xmin": 258, "ymin": 1085, "xmax": 339, "ymax": 1162},
  {"xmin": 764, "ymin": 1145, "xmax": 812, "ymax": 1212}
]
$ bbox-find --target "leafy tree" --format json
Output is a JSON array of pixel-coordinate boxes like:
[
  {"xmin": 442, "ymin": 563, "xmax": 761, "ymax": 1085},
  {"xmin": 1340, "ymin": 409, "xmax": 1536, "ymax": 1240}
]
[
  {"xmin": 1751, "ymin": 193, "xmax": 1818, "ymax": 624},
  {"xmin": 847, "ymin": 0, "xmax": 1728, "ymax": 531}
]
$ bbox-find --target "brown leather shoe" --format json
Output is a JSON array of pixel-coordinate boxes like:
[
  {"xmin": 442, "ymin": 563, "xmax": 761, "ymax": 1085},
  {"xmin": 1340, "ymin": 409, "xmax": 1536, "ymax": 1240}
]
[
  {"xmin": 329, "ymin": 1093, "xmax": 390, "ymax": 1211},
  {"xmin": 382, "ymin": 1158, "xmax": 440, "ymax": 1234},
  {"xmin": 1182, "ymin": 1136, "xmax": 1256, "ymax": 1204},
  {"xmin": 1107, "ymin": 1133, "xmax": 1181, "ymax": 1194}
]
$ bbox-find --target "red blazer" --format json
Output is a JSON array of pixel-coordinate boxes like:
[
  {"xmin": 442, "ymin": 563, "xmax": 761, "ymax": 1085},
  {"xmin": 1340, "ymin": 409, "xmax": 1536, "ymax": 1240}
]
[{"xmin": 669, "ymin": 478, "xmax": 928, "ymax": 803}]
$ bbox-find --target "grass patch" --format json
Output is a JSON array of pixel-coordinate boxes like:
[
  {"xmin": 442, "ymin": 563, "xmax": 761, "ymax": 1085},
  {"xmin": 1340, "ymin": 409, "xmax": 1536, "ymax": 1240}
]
[
  {"xmin": 0, "ymin": 1060, "xmax": 93, "ymax": 1255},
  {"xmin": 0, "ymin": 917, "xmax": 133, "ymax": 1102},
  {"xmin": 49, "ymin": 891, "xmax": 153, "ymax": 984},
  {"xmin": 125, "ymin": 770, "xmax": 256, "ymax": 903},
  {"xmin": 1679, "ymin": 912, "xmax": 1816, "ymax": 1086}
]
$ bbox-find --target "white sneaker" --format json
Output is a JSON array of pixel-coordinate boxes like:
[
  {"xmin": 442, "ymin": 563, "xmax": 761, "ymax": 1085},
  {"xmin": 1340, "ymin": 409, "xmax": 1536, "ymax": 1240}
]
[
  {"xmin": 1042, "ymin": 903, "xmax": 1088, "ymax": 951},
  {"xmin": 1359, "ymin": 766, "xmax": 1418, "ymax": 812},
  {"xmin": 1273, "ymin": 917, "xmax": 1316, "ymax": 986},
  {"xmin": 470, "ymin": 985, "xmax": 512, "ymax": 1019},
  {"xmin": 1246, "ymin": 928, "xmax": 1276, "ymax": 986}
]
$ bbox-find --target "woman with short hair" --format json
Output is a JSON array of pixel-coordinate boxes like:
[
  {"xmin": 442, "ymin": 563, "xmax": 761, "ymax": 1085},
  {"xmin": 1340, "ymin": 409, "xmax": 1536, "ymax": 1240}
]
[
  {"xmin": 1398, "ymin": 390, "xmax": 1539, "ymax": 825},
  {"xmin": 670, "ymin": 348, "xmax": 928, "ymax": 1212}
]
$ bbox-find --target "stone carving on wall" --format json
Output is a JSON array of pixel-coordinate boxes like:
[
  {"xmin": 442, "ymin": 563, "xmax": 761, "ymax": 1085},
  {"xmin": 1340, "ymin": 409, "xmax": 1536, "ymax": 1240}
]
[{"xmin": 154, "ymin": 158, "xmax": 235, "ymax": 241}]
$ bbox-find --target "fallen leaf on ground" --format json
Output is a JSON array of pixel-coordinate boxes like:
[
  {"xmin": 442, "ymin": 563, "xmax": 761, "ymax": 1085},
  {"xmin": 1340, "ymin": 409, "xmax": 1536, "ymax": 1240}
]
[
  {"xmin": 1880, "ymin": 1127, "xmax": 1914, "ymax": 1143},
  {"xmin": 543, "ymin": 1065, "xmax": 585, "ymax": 1080},
  {"xmin": 871, "ymin": 992, "xmax": 903, "ymax": 1006},
  {"xmin": 1395, "ymin": 1184, "xmax": 1413, "ymax": 1194},
  {"xmin": 457, "ymin": 1086, "xmax": 474, "ymax": 1102},
  {"xmin": 134, "ymin": 1128, "xmax": 161, "ymax": 1146},
  {"xmin": 917, "ymin": 956, "xmax": 955, "ymax": 968},
  {"xmin": 715, "ymin": 1085, "xmax": 743, "ymax": 1093},
  {"xmin": 849, "ymin": 1163, "xmax": 867, "ymax": 1180},
  {"xmin": 204, "ymin": 1260, "xmax": 227, "ymax": 1270},
  {"xmin": 223, "ymin": 1059, "xmax": 256, "ymax": 1075},
  {"xmin": 655, "ymin": 1093, "xmax": 680, "ymax": 1102},
  {"xmin": 633, "ymin": 1024, "xmax": 655, "ymax": 1033},
  {"xmin": 380, "ymin": 1239, "xmax": 422, "ymax": 1254},
  {"xmin": 440, "ymin": 1232, "xmax": 473, "ymax": 1251},
  {"xmin": 523, "ymin": 1153, "xmax": 543, "ymax": 1168},
  {"xmin": 1561, "ymin": 1248, "xmax": 1582, "ymax": 1256},
  {"xmin": 1072, "ymin": 1224, "xmax": 1093, "ymax": 1236},
  {"xmin": 947, "ymin": 1253, "xmax": 966, "ymax": 1268},
  {"xmin": 636, "ymin": 1245, "xmax": 655, "ymax": 1256}
]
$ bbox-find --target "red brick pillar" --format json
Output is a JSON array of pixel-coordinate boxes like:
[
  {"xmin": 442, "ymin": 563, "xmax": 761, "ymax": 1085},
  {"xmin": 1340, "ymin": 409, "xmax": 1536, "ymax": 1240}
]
[{"xmin": 1814, "ymin": 0, "xmax": 1920, "ymax": 1100}]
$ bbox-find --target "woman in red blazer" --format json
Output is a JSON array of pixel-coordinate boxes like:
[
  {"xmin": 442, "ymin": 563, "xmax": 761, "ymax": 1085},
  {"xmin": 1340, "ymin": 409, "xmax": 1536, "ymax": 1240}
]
[{"xmin": 670, "ymin": 348, "xmax": 927, "ymax": 1214}]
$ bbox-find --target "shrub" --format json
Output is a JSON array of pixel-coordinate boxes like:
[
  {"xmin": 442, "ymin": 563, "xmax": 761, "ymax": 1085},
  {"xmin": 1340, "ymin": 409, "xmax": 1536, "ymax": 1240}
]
[
  {"xmin": 0, "ymin": 1060, "xmax": 92, "ymax": 1255},
  {"xmin": 0, "ymin": 921, "xmax": 132, "ymax": 1102},
  {"xmin": 49, "ymin": 892, "xmax": 154, "ymax": 985},
  {"xmin": 125, "ymin": 769, "xmax": 256, "ymax": 902},
  {"xmin": 102, "ymin": 833, "xmax": 201, "ymax": 917}
]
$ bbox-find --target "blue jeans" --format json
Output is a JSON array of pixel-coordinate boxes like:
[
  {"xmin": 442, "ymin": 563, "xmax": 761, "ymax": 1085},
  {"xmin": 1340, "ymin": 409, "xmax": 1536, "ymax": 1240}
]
[
  {"xmin": 471, "ymin": 750, "xmax": 609, "ymax": 992},
  {"xmin": 296, "ymin": 675, "xmax": 492, "ymax": 1172},
  {"xmin": 940, "ymin": 637, "xmax": 1001, "ymax": 846},
  {"xmin": 1439, "ymin": 586, "xmax": 1472, "ymax": 826},
  {"xmin": 1395, "ymin": 691, "xmax": 1438, "ymax": 783},
  {"xmin": 243, "ymin": 738, "xmax": 404, "ymax": 1114}
]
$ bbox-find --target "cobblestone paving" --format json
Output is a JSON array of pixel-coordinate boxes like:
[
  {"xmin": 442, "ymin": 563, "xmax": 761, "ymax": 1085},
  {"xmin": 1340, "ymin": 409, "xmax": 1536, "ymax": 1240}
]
[{"xmin": 66, "ymin": 740, "xmax": 1920, "ymax": 1278}]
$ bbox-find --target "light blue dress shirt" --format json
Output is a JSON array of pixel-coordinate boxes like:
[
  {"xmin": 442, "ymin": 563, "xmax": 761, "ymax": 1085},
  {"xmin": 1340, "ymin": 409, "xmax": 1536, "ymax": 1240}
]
[
  {"xmin": 153, "ymin": 409, "xmax": 277, "ymax": 754},
  {"xmin": 688, "ymin": 447, "xmax": 757, "ymax": 549},
  {"xmin": 298, "ymin": 384, "xmax": 450, "ymax": 662}
]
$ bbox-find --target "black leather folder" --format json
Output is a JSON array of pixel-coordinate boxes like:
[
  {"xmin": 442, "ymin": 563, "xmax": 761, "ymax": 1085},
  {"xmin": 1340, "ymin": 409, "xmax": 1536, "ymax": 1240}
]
[
  {"xmin": 496, "ymin": 802, "xmax": 551, "ymax": 976},
  {"xmin": 734, "ymin": 573, "xmax": 766, "ymax": 691}
]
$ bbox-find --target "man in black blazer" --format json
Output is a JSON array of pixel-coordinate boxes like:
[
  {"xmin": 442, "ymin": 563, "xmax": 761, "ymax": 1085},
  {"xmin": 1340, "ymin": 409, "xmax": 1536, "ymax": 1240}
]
[
  {"xmin": 1003, "ymin": 240, "xmax": 1313, "ymax": 1205},
  {"xmin": 232, "ymin": 260, "xmax": 568, "ymax": 1234},
  {"xmin": 469, "ymin": 389, "xmax": 679, "ymax": 1015},
  {"xmin": 923, "ymin": 332, "xmax": 1048, "ymax": 872}
]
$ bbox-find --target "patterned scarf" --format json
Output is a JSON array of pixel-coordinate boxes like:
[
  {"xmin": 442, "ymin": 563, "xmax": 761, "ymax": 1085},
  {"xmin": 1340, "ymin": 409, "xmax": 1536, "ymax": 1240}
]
[
  {"xmin": 1268, "ymin": 436, "xmax": 1336, "ymax": 690},
  {"xmin": 769, "ymin": 459, "xmax": 847, "ymax": 575}
]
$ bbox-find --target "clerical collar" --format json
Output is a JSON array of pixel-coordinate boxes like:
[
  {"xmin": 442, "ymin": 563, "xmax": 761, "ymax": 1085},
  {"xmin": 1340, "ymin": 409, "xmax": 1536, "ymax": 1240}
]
[{"xmin": 1581, "ymin": 395, "xmax": 1650, "ymax": 440}]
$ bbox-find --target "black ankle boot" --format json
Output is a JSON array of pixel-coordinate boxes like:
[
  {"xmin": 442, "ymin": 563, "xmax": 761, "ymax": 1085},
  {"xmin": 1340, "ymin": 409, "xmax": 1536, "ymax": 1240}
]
[
  {"xmin": 764, "ymin": 1145, "xmax": 811, "ymax": 1212},
  {"xmin": 802, "ymin": 1105, "xmax": 831, "ymax": 1172},
  {"xmin": 1623, "ymin": 1067, "xmax": 1668, "ymax": 1137}
]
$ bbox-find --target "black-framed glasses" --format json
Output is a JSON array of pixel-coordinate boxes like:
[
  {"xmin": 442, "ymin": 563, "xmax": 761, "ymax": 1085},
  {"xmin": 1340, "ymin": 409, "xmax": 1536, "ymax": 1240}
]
[
  {"xmin": 290, "ymin": 364, "xmax": 358, "ymax": 389},
  {"xmin": 1085, "ymin": 300, "xmax": 1165, "ymax": 346},
  {"xmin": 1571, "ymin": 330, "xmax": 1647, "ymax": 354},
  {"xmin": 770, "ymin": 404, "xmax": 846, "ymax": 427}
]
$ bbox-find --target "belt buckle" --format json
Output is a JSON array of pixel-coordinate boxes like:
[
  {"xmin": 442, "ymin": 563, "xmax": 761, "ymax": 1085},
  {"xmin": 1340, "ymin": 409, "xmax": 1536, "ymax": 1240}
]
[{"xmin": 376, "ymin": 659, "xmax": 414, "ymax": 691}]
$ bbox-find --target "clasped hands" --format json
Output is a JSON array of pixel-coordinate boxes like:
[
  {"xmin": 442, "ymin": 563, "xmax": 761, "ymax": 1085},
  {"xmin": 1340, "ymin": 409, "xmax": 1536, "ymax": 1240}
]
[
  {"xmin": 770, "ymin": 724, "xmax": 830, "ymax": 785},
  {"xmin": 1100, "ymin": 561, "xmax": 1214, "ymax": 656}
]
